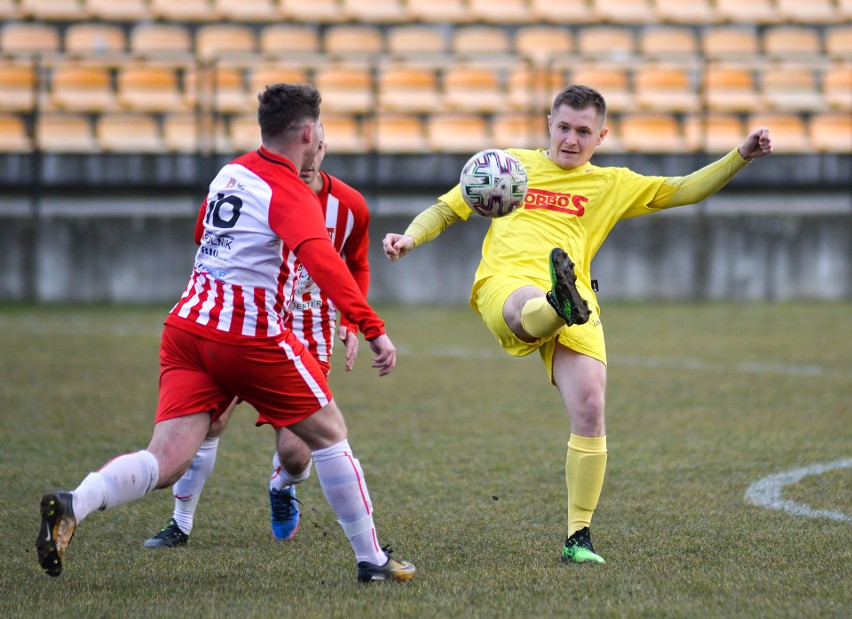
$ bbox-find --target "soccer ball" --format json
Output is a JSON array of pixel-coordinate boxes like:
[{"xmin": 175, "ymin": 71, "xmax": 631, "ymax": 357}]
[{"xmin": 460, "ymin": 149, "xmax": 528, "ymax": 218}]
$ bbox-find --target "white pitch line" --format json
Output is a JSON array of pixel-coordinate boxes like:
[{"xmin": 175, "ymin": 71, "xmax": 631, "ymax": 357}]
[{"xmin": 744, "ymin": 459, "xmax": 852, "ymax": 523}]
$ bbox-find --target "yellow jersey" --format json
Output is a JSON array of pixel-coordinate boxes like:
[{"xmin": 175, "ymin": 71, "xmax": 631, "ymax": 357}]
[{"xmin": 438, "ymin": 147, "xmax": 749, "ymax": 307}]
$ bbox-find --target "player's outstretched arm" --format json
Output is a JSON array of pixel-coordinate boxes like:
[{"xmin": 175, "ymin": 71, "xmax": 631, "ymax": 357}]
[
  {"xmin": 382, "ymin": 233, "xmax": 415, "ymax": 262},
  {"xmin": 367, "ymin": 333, "xmax": 396, "ymax": 376},
  {"xmin": 738, "ymin": 127, "xmax": 773, "ymax": 161}
]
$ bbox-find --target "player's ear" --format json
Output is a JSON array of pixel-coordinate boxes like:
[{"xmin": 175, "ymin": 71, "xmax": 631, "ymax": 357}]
[
  {"xmin": 596, "ymin": 126, "xmax": 608, "ymax": 145},
  {"xmin": 546, "ymin": 114, "xmax": 553, "ymax": 133},
  {"xmin": 302, "ymin": 122, "xmax": 314, "ymax": 144}
]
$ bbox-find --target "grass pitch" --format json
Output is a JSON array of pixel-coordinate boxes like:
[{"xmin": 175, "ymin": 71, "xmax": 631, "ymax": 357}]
[{"xmin": 1, "ymin": 302, "xmax": 850, "ymax": 618}]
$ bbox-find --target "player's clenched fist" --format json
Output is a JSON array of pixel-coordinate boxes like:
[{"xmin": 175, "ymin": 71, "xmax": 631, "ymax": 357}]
[{"xmin": 383, "ymin": 233, "xmax": 415, "ymax": 261}]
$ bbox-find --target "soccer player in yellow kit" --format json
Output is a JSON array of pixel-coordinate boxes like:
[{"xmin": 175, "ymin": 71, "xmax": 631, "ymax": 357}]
[{"xmin": 383, "ymin": 84, "xmax": 773, "ymax": 564}]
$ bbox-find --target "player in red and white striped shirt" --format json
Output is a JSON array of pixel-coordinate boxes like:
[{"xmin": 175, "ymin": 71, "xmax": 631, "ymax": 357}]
[
  {"xmin": 144, "ymin": 122, "xmax": 373, "ymax": 547},
  {"xmin": 36, "ymin": 84, "xmax": 415, "ymax": 583}
]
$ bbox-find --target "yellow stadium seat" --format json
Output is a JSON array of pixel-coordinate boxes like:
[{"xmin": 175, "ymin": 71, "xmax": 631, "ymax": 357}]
[
  {"xmin": 195, "ymin": 25, "xmax": 256, "ymax": 60},
  {"xmin": 0, "ymin": 23, "xmax": 61, "ymax": 55},
  {"xmin": 634, "ymin": 66, "xmax": 700, "ymax": 112},
  {"xmin": 163, "ymin": 114, "xmax": 199, "ymax": 153},
  {"xmin": 406, "ymin": 0, "xmax": 472, "ymax": 23},
  {"xmin": 324, "ymin": 25, "xmax": 384, "ymax": 57},
  {"xmin": 701, "ymin": 27, "xmax": 760, "ymax": 59},
  {"xmin": 130, "ymin": 24, "xmax": 193, "ymax": 56},
  {"xmin": 0, "ymin": 113, "xmax": 31, "ymax": 153},
  {"xmin": 809, "ymin": 113, "xmax": 852, "ymax": 153},
  {"xmin": 506, "ymin": 65, "xmax": 564, "ymax": 111},
  {"xmin": 259, "ymin": 25, "xmax": 321, "ymax": 56},
  {"xmin": 386, "ymin": 26, "xmax": 447, "ymax": 57},
  {"xmin": 65, "ymin": 23, "xmax": 127, "ymax": 56},
  {"xmin": 97, "ymin": 113, "xmax": 164, "ymax": 153},
  {"xmin": 185, "ymin": 66, "xmax": 250, "ymax": 113},
  {"xmin": 377, "ymin": 65, "xmax": 441, "ymax": 113},
  {"xmin": 19, "ymin": 0, "xmax": 83, "ymax": 20},
  {"xmin": 36, "ymin": 114, "xmax": 97, "ymax": 152},
  {"xmin": 441, "ymin": 66, "xmax": 504, "ymax": 113},
  {"xmin": 85, "ymin": 0, "xmax": 151, "ymax": 21},
  {"xmin": 591, "ymin": 0, "xmax": 654, "ymax": 23},
  {"xmin": 373, "ymin": 113, "xmax": 427, "ymax": 153},
  {"xmin": 638, "ymin": 26, "xmax": 699, "ymax": 59},
  {"xmin": 213, "ymin": 0, "xmax": 280, "ymax": 21},
  {"xmin": 775, "ymin": 0, "xmax": 838, "ymax": 23},
  {"xmin": 747, "ymin": 112, "xmax": 809, "ymax": 153},
  {"xmin": 576, "ymin": 26, "xmax": 635, "ymax": 61},
  {"xmin": 0, "ymin": 63, "xmax": 37, "ymax": 111},
  {"xmin": 117, "ymin": 65, "xmax": 189, "ymax": 113},
  {"xmin": 426, "ymin": 113, "xmax": 489, "ymax": 153},
  {"xmin": 714, "ymin": 0, "xmax": 780, "ymax": 24},
  {"xmin": 468, "ymin": 0, "xmax": 534, "ymax": 24},
  {"xmin": 321, "ymin": 114, "xmax": 366, "ymax": 153},
  {"xmin": 279, "ymin": 0, "xmax": 348, "ymax": 23},
  {"xmin": 229, "ymin": 114, "xmax": 262, "ymax": 152},
  {"xmin": 491, "ymin": 112, "xmax": 544, "ymax": 150},
  {"xmin": 683, "ymin": 113, "xmax": 744, "ymax": 153},
  {"xmin": 514, "ymin": 26, "xmax": 573, "ymax": 65},
  {"xmin": 703, "ymin": 65, "xmax": 760, "ymax": 112},
  {"xmin": 762, "ymin": 26, "xmax": 822, "ymax": 60},
  {"xmin": 49, "ymin": 64, "xmax": 116, "ymax": 112},
  {"xmin": 760, "ymin": 66, "xmax": 824, "ymax": 112},
  {"xmin": 569, "ymin": 65, "xmax": 633, "ymax": 112},
  {"xmin": 825, "ymin": 26, "xmax": 852, "ymax": 59},
  {"xmin": 248, "ymin": 66, "xmax": 311, "ymax": 99},
  {"xmin": 652, "ymin": 0, "xmax": 718, "ymax": 24},
  {"xmin": 149, "ymin": 0, "xmax": 217, "ymax": 21},
  {"xmin": 619, "ymin": 113, "xmax": 688, "ymax": 152},
  {"xmin": 823, "ymin": 64, "xmax": 852, "ymax": 111},
  {"xmin": 340, "ymin": 0, "xmax": 407, "ymax": 23},
  {"xmin": 529, "ymin": 0, "xmax": 600, "ymax": 24},
  {"xmin": 0, "ymin": 0, "xmax": 20, "ymax": 19},
  {"xmin": 451, "ymin": 26, "xmax": 512, "ymax": 57},
  {"xmin": 314, "ymin": 64, "xmax": 374, "ymax": 114}
]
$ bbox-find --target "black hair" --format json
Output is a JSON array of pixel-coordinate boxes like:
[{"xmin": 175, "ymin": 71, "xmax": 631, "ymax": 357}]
[{"xmin": 257, "ymin": 83, "xmax": 321, "ymax": 145}]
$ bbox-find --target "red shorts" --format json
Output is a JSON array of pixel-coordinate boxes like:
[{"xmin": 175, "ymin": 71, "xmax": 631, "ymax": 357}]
[{"xmin": 156, "ymin": 324, "xmax": 332, "ymax": 429}]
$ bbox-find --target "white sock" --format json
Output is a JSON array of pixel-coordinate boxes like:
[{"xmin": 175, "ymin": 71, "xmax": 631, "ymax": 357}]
[
  {"xmin": 312, "ymin": 440, "xmax": 386, "ymax": 565},
  {"xmin": 269, "ymin": 452, "xmax": 312, "ymax": 492},
  {"xmin": 171, "ymin": 437, "xmax": 219, "ymax": 534},
  {"xmin": 72, "ymin": 450, "xmax": 159, "ymax": 523}
]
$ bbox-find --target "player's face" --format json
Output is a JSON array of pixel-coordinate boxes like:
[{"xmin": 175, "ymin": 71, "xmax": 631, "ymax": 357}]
[
  {"xmin": 299, "ymin": 121, "xmax": 322, "ymax": 178},
  {"xmin": 300, "ymin": 124, "xmax": 327, "ymax": 187},
  {"xmin": 547, "ymin": 105, "xmax": 607, "ymax": 170}
]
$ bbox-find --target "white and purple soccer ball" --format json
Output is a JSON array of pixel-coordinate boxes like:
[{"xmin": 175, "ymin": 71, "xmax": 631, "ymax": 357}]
[{"xmin": 460, "ymin": 148, "xmax": 528, "ymax": 218}]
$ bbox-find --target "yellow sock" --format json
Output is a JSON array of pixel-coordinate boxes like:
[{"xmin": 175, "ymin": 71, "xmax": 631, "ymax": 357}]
[
  {"xmin": 566, "ymin": 434, "xmax": 607, "ymax": 535},
  {"xmin": 520, "ymin": 296, "xmax": 564, "ymax": 339}
]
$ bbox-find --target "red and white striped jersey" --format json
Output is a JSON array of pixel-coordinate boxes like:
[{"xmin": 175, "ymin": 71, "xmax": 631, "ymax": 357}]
[
  {"xmin": 283, "ymin": 171, "xmax": 370, "ymax": 363},
  {"xmin": 167, "ymin": 147, "xmax": 382, "ymax": 344}
]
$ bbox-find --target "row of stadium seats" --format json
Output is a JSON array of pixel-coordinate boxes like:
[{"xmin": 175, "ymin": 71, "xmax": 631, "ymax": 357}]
[
  {"xmin": 2, "ymin": 0, "xmax": 850, "ymax": 25},
  {"xmin": 2, "ymin": 21, "xmax": 850, "ymax": 60},
  {"xmin": 1, "ymin": 110, "xmax": 849, "ymax": 154},
  {"xmin": 2, "ymin": 60, "xmax": 849, "ymax": 115}
]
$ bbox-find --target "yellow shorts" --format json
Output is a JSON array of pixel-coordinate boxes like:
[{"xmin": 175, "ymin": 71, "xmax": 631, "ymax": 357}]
[{"xmin": 471, "ymin": 275, "xmax": 607, "ymax": 382}]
